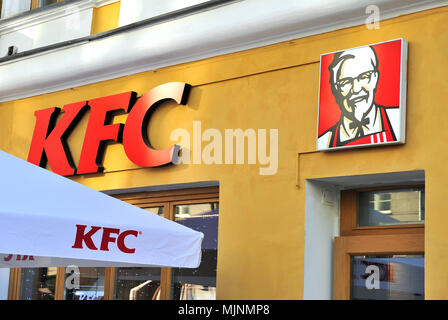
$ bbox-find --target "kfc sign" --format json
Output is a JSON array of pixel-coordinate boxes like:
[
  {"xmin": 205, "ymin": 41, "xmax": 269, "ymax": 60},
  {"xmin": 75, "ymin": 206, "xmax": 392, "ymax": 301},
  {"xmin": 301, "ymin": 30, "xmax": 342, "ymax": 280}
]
[
  {"xmin": 72, "ymin": 224, "xmax": 139, "ymax": 254},
  {"xmin": 317, "ymin": 39, "xmax": 407, "ymax": 151},
  {"xmin": 27, "ymin": 82, "xmax": 191, "ymax": 176}
]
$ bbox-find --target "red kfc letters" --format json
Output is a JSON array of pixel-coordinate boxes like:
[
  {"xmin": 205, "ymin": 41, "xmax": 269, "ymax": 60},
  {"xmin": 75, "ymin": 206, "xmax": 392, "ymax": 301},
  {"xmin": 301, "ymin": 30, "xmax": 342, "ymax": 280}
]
[
  {"xmin": 72, "ymin": 224, "xmax": 139, "ymax": 254},
  {"xmin": 27, "ymin": 82, "xmax": 191, "ymax": 176},
  {"xmin": 77, "ymin": 91, "xmax": 137, "ymax": 174},
  {"xmin": 27, "ymin": 102, "xmax": 88, "ymax": 176}
]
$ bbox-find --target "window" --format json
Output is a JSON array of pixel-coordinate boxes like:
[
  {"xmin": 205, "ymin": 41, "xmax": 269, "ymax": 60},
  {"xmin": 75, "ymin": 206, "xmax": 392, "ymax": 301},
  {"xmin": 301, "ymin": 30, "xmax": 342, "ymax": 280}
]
[
  {"xmin": 64, "ymin": 267, "xmax": 105, "ymax": 300},
  {"xmin": 357, "ymin": 187, "xmax": 425, "ymax": 226},
  {"xmin": 7, "ymin": 187, "xmax": 219, "ymax": 300},
  {"xmin": 113, "ymin": 187, "xmax": 219, "ymax": 300},
  {"xmin": 170, "ymin": 202, "xmax": 219, "ymax": 300},
  {"xmin": 350, "ymin": 255, "xmax": 424, "ymax": 299},
  {"xmin": 113, "ymin": 206, "xmax": 165, "ymax": 300},
  {"xmin": 19, "ymin": 267, "xmax": 57, "ymax": 300},
  {"xmin": 333, "ymin": 186, "xmax": 425, "ymax": 300},
  {"xmin": 0, "ymin": 0, "xmax": 65, "ymax": 19}
]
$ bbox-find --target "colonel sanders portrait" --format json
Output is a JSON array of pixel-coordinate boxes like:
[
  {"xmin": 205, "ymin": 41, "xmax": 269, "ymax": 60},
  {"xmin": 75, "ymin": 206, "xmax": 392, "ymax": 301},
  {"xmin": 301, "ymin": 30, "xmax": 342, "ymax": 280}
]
[{"xmin": 317, "ymin": 45, "xmax": 399, "ymax": 149}]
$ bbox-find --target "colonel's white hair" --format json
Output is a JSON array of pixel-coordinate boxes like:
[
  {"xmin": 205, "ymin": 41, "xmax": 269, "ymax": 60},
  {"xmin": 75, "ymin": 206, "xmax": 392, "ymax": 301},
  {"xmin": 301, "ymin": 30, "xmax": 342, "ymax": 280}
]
[{"xmin": 329, "ymin": 46, "xmax": 378, "ymax": 85}]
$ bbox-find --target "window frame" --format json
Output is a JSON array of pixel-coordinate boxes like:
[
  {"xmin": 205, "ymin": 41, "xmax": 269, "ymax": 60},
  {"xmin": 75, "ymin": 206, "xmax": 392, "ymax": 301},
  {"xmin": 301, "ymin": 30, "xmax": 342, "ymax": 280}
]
[
  {"xmin": 31, "ymin": 0, "xmax": 65, "ymax": 10},
  {"xmin": 8, "ymin": 186, "xmax": 219, "ymax": 300},
  {"xmin": 333, "ymin": 185, "xmax": 425, "ymax": 300},
  {"xmin": 339, "ymin": 185, "xmax": 425, "ymax": 237},
  {"xmin": 0, "ymin": 0, "xmax": 65, "ymax": 20}
]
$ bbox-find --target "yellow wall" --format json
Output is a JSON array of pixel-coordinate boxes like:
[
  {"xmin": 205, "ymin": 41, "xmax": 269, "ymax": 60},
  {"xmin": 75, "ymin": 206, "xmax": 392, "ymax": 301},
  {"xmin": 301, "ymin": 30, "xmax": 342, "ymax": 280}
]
[
  {"xmin": 1, "ymin": 6, "xmax": 448, "ymax": 299},
  {"xmin": 90, "ymin": 1, "xmax": 121, "ymax": 35}
]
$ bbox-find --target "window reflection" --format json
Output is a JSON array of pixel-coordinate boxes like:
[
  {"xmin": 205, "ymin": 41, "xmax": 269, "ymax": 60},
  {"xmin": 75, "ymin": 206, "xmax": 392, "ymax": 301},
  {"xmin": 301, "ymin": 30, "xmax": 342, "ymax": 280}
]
[
  {"xmin": 64, "ymin": 267, "xmax": 105, "ymax": 300},
  {"xmin": 171, "ymin": 202, "xmax": 219, "ymax": 300},
  {"xmin": 19, "ymin": 267, "xmax": 57, "ymax": 300},
  {"xmin": 144, "ymin": 206, "xmax": 165, "ymax": 216},
  {"xmin": 351, "ymin": 255, "xmax": 424, "ymax": 300},
  {"xmin": 114, "ymin": 267, "xmax": 161, "ymax": 300},
  {"xmin": 40, "ymin": 0, "xmax": 58, "ymax": 7},
  {"xmin": 357, "ymin": 188, "xmax": 425, "ymax": 226},
  {"xmin": 113, "ymin": 206, "xmax": 164, "ymax": 300}
]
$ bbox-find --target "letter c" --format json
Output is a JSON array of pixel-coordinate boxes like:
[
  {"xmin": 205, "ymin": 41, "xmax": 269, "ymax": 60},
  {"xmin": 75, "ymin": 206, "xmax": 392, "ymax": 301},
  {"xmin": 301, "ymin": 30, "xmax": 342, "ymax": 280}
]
[
  {"xmin": 117, "ymin": 230, "xmax": 139, "ymax": 254},
  {"xmin": 122, "ymin": 82, "xmax": 191, "ymax": 167}
]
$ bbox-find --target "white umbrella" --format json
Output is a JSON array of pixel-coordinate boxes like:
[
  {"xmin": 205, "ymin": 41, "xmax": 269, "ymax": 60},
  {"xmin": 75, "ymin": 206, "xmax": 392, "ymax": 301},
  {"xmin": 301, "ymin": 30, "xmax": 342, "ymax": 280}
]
[{"xmin": 0, "ymin": 150, "xmax": 203, "ymax": 268}]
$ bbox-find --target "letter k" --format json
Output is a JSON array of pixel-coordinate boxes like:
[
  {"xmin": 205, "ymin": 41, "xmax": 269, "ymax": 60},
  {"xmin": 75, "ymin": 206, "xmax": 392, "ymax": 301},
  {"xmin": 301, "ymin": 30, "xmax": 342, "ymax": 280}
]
[{"xmin": 72, "ymin": 225, "xmax": 102, "ymax": 250}]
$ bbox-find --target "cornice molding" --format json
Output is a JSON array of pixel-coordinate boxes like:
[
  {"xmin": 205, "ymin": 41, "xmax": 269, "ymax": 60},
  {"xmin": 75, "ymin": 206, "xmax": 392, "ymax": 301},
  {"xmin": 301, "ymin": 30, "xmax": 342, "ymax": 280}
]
[
  {"xmin": 0, "ymin": 0, "xmax": 117, "ymax": 35},
  {"xmin": 0, "ymin": 0, "xmax": 446, "ymax": 102},
  {"xmin": 94, "ymin": 0, "xmax": 119, "ymax": 8}
]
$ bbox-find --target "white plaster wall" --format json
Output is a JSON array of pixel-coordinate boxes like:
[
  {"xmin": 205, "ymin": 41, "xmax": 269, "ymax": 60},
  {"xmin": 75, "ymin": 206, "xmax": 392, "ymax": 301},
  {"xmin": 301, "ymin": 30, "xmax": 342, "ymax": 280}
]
[
  {"xmin": 118, "ymin": 0, "xmax": 210, "ymax": 27},
  {"xmin": 303, "ymin": 181, "xmax": 340, "ymax": 300},
  {"xmin": 0, "ymin": 269, "xmax": 10, "ymax": 300},
  {"xmin": 0, "ymin": 5, "xmax": 93, "ymax": 57},
  {"xmin": 1, "ymin": 0, "xmax": 32, "ymax": 19}
]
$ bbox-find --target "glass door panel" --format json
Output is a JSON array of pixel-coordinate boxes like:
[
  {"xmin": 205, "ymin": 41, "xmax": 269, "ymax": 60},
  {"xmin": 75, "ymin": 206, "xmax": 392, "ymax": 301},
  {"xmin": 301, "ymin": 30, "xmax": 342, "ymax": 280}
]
[
  {"xmin": 114, "ymin": 267, "xmax": 161, "ymax": 300},
  {"xmin": 64, "ymin": 267, "xmax": 105, "ymax": 300},
  {"xmin": 19, "ymin": 267, "xmax": 57, "ymax": 300},
  {"xmin": 113, "ymin": 206, "xmax": 165, "ymax": 300},
  {"xmin": 351, "ymin": 255, "xmax": 424, "ymax": 300},
  {"xmin": 171, "ymin": 202, "xmax": 219, "ymax": 300}
]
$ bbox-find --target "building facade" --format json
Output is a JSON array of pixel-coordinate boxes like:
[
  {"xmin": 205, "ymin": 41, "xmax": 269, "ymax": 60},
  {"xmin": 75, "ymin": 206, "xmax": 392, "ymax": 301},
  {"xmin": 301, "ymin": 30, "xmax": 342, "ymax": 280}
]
[{"xmin": 0, "ymin": 0, "xmax": 447, "ymax": 300}]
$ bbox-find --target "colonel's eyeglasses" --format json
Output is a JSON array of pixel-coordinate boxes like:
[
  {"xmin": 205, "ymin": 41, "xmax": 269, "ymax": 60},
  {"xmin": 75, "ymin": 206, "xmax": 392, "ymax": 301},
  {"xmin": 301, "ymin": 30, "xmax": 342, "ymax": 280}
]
[{"xmin": 336, "ymin": 70, "xmax": 376, "ymax": 92}]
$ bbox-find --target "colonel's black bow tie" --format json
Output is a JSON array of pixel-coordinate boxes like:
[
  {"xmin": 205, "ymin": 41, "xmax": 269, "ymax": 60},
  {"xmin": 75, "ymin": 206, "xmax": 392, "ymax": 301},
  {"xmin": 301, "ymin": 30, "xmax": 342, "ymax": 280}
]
[{"xmin": 349, "ymin": 118, "xmax": 370, "ymax": 130}]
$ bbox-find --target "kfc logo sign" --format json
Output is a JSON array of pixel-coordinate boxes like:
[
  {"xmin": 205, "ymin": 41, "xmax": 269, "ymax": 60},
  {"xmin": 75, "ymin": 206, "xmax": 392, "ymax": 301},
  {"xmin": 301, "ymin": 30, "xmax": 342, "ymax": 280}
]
[
  {"xmin": 27, "ymin": 82, "xmax": 191, "ymax": 176},
  {"xmin": 72, "ymin": 224, "xmax": 139, "ymax": 254},
  {"xmin": 3, "ymin": 254, "xmax": 34, "ymax": 262},
  {"xmin": 317, "ymin": 39, "xmax": 407, "ymax": 151}
]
